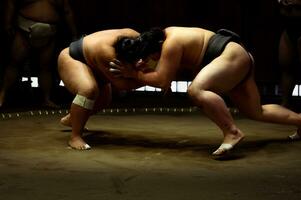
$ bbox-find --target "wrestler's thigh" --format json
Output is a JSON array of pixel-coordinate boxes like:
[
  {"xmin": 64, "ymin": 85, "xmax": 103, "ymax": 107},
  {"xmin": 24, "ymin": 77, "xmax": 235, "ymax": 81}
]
[
  {"xmin": 57, "ymin": 48, "xmax": 97, "ymax": 95},
  {"xmin": 192, "ymin": 55, "xmax": 248, "ymax": 94}
]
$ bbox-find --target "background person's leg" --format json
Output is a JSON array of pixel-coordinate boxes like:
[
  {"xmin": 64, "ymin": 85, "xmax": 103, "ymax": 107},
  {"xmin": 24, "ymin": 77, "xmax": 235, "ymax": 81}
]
[{"xmin": 0, "ymin": 31, "xmax": 30, "ymax": 107}]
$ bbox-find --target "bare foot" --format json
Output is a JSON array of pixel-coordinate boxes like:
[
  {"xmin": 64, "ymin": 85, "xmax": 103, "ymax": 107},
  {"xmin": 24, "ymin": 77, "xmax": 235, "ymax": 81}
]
[
  {"xmin": 60, "ymin": 114, "xmax": 89, "ymax": 131},
  {"xmin": 68, "ymin": 136, "xmax": 91, "ymax": 150},
  {"xmin": 60, "ymin": 114, "xmax": 71, "ymax": 127},
  {"xmin": 212, "ymin": 129, "xmax": 245, "ymax": 156}
]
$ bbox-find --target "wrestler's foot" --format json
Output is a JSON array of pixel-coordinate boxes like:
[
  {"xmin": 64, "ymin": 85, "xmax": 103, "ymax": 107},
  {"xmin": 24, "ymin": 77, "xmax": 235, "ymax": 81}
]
[
  {"xmin": 60, "ymin": 114, "xmax": 89, "ymax": 131},
  {"xmin": 212, "ymin": 129, "xmax": 245, "ymax": 156},
  {"xmin": 60, "ymin": 114, "xmax": 71, "ymax": 127},
  {"xmin": 288, "ymin": 128, "xmax": 301, "ymax": 141},
  {"xmin": 68, "ymin": 136, "xmax": 91, "ymax": 150}
]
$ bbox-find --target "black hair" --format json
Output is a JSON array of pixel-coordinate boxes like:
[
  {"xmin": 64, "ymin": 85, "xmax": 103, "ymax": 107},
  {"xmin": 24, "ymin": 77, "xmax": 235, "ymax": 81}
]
[
  {"xmin": 114, "ymin": 36, "xmax": 140, "ymax": 63},
  {"xmin": 114, "ymin": 27, "xmax": 165, "ymax": 63},
  {"xmin": 137, "ymin": 27, "xmax": 165, "ymax": 59}
]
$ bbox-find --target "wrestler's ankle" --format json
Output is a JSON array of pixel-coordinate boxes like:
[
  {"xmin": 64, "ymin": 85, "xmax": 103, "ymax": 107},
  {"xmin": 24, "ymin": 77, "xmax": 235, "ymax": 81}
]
[
  {"xmin": 225, "ymin": 128, "xmax": 244, "ymax": 140},
  {"xmin": 70, "ymin": 135, "xmax": 84, "ymax": 141}
]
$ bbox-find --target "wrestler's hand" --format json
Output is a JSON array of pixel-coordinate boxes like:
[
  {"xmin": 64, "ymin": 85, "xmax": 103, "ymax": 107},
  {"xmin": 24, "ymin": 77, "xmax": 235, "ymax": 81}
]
[{"xmin": 109, "ymin": 59, "xmax": 138, "ymax": 79}]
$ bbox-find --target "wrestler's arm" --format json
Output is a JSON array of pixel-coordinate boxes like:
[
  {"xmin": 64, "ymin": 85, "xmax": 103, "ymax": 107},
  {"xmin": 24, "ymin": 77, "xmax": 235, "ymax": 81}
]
[
  {"xmin": 136, "ymin": 41, "xmax": 182, "ymax": 90},
  {"xmin": 61, "ymin": 0, "xmax": 78, "ymax": 40},
  {"xmin": 94, "ymin": 54, "xmax": 144, "ymax": 91},
  {"xmin": 105, "ymin": 60, "xmax": 144, "ymax": 90}
]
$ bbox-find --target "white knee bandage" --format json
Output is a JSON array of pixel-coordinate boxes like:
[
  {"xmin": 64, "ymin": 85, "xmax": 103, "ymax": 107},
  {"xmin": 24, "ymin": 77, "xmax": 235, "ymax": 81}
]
[{"xmin": 72, "ymin": 94, "xmax": 95, "ymax": 110}]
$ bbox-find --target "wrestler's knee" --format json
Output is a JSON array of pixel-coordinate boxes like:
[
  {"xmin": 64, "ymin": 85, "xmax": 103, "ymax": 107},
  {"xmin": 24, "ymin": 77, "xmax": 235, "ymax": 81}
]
[
  {"xmin": 57, "ymin": 48, "xmax": 71, "ymax": 74},
  {"xmin": 73, "ymin": 85, "xmax": 99, "ymax": 110},
  {"xmin": 187, "ymin": 82, "xmax": 198, "ymax": 96},
  {"xmin": 58, "ymin": 48, "xmax": 69, "ymax": 62},
  {"xmin": 78, "ymin": 84, "xmax": 99, "ymax": 100},
  {"xmin": 187, "ymin": 84, "xmax": 207, "ymax": 104}
]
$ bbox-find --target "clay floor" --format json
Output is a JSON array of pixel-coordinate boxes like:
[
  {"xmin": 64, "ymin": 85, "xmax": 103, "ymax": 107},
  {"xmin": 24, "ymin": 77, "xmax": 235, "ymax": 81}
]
[{"xmin": 1, "ymin": 109, "xmax": 301, "ymax": 200}]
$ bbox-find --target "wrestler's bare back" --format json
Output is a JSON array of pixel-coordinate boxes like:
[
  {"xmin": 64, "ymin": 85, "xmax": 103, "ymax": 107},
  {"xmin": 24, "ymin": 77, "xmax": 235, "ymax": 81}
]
[
  {"xmin": 82, "ymin": 29, "xmax": 141, "ymax": 90},
  {"xmin": 164, "ymin": 27, "xmax": 215, "ymax": 72}
]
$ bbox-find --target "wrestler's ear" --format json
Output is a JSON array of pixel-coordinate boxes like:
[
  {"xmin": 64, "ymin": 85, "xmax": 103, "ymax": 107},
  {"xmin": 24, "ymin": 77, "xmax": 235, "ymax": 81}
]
[{"xmin": 135, "ymin": 59, "xmax": 145, "ymax": 69}]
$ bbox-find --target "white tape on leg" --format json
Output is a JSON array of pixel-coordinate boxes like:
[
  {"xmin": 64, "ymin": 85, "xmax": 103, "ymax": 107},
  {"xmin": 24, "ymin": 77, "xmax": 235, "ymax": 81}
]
[{"xmin": 72, "ymin": 94, "xmax": 95, "ymax": 110}]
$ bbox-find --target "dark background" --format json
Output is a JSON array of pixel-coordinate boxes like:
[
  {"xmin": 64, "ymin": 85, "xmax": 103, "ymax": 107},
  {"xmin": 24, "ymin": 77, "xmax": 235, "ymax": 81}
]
[
  {"xmin": 70, "ymin": 0, "xmax": 281, "ymax": 82},
  {"xmin": 0, "ymin": 0, "xmax": 282, "ymax": 82},
  {"xmin": 0, "ymin": 0, "xmax": 292, "ymax": 109}
]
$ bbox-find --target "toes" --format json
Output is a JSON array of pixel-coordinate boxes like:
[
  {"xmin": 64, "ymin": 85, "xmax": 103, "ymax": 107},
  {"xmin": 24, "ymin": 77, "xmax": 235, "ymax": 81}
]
[
  {"xmin": 68, "ymin": 141, "xmax": 92, "ymax": 150},
  {"xmin": 212, "ymin": 148, "xmax": 228, "ymax": 156},
  {"xmin": 83, "ymin": 144, "xmax": 91, "ymax": 150},
  {"xmin": 212, "ymin": 149, "xmax": 223, "ymax": 156},
  {"xmin": 71, "ymin": 144, "xmax": 91, "ymax": 150}
]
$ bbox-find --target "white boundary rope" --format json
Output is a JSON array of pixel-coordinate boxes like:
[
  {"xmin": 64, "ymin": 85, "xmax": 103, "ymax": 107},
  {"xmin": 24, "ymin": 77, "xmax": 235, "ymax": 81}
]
[{"xmin": 0, "ymin": 107, "xmax": 240, "ymax": 121}]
